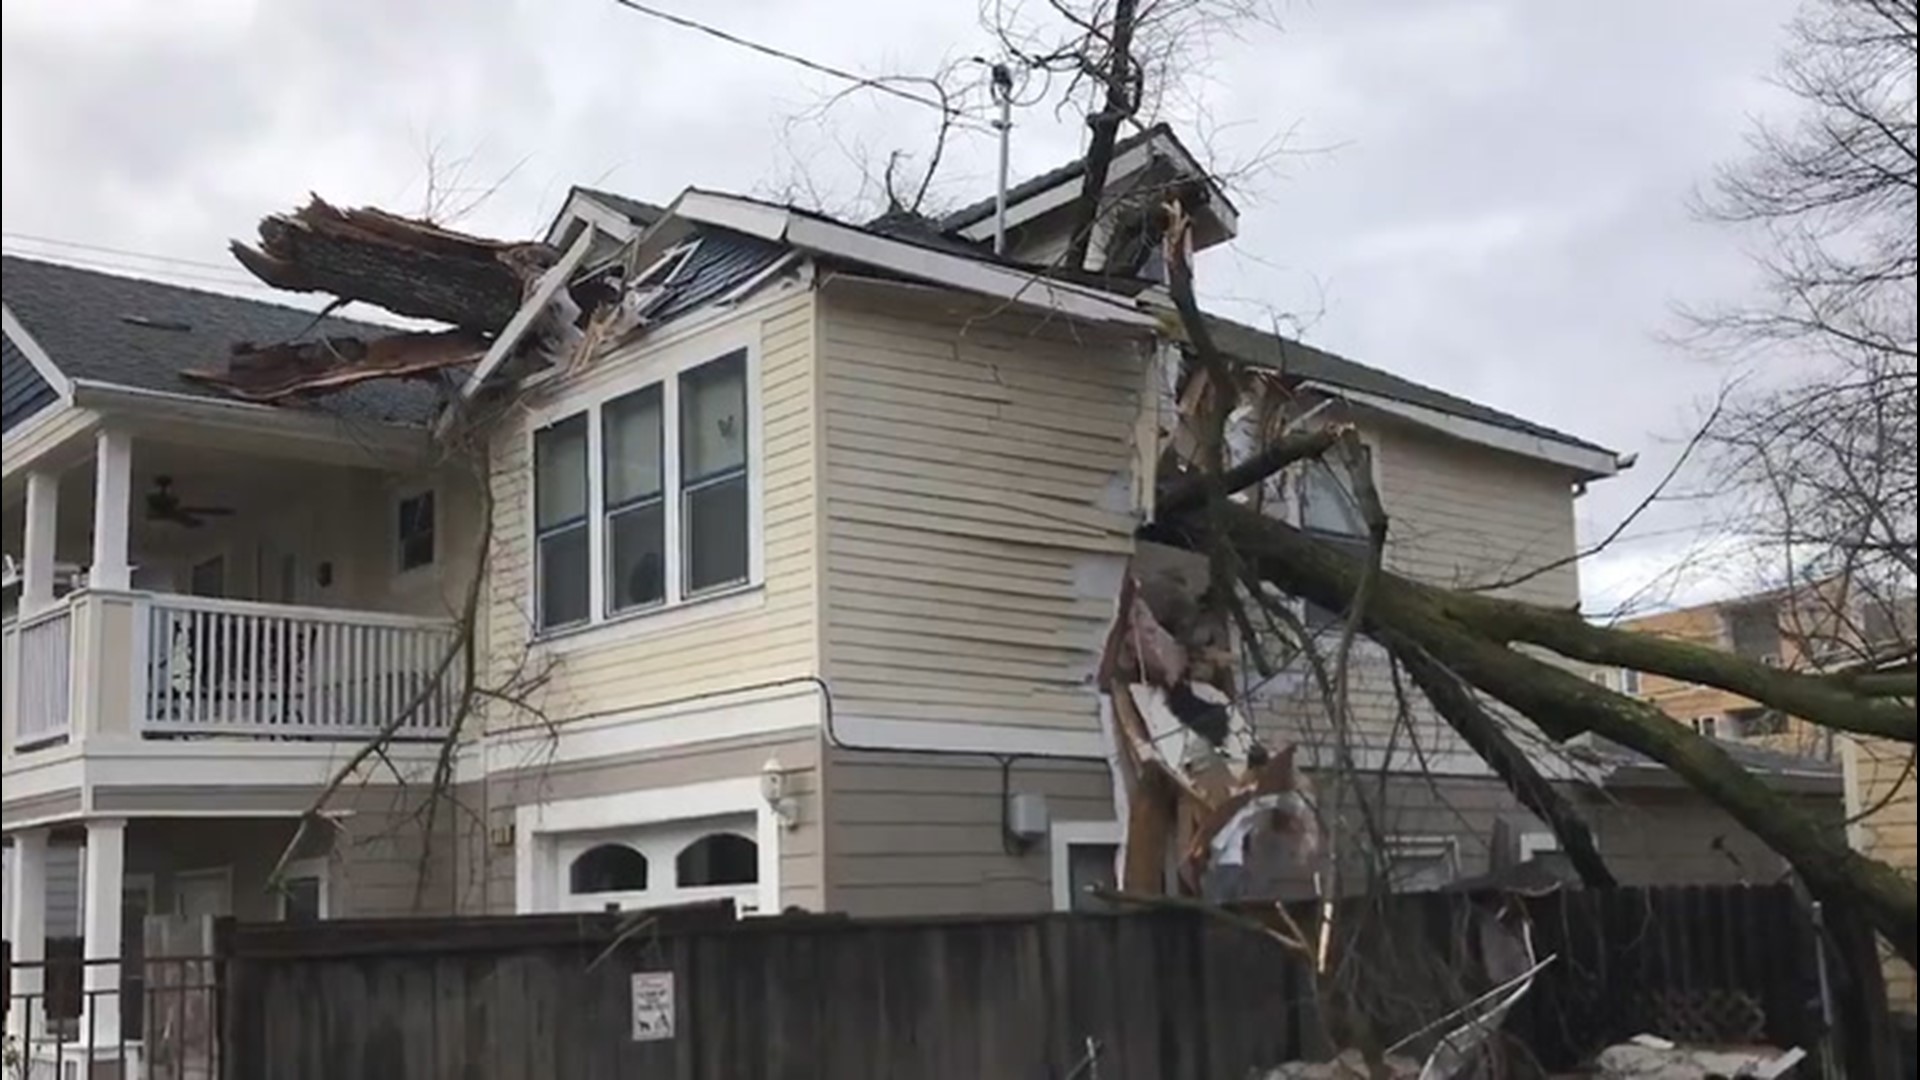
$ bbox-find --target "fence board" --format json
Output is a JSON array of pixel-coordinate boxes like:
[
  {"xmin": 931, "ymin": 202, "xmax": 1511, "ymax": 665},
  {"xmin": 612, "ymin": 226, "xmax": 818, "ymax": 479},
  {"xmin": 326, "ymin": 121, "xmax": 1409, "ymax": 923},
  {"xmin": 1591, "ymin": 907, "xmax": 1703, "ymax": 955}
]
[{"xmin": 209, "ymin": 885, "xmax": 1882, "ymax": 1079}]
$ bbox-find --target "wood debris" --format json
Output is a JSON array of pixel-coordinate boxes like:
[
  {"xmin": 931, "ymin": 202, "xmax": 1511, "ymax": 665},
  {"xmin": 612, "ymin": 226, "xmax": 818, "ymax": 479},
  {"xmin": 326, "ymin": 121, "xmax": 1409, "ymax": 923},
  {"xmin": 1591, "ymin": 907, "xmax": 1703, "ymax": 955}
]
[
  {"xmin": 230, "ymin": 196, "xmax": 557, "ymax": 331},
  {"xmin": 182, "ymin": 329, "xmax": 489, "ymax": 402}
]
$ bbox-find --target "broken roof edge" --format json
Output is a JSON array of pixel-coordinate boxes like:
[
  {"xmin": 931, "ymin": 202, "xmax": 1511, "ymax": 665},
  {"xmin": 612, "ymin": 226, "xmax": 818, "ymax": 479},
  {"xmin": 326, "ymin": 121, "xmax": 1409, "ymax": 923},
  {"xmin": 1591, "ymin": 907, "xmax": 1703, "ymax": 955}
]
[
  {"xmin": 68, "ymin": 377, "xmax": 434, "ymax": 454},
  {"xmin": 669, "ymin": 188, "xmax": 1161, "ymax": 329}
]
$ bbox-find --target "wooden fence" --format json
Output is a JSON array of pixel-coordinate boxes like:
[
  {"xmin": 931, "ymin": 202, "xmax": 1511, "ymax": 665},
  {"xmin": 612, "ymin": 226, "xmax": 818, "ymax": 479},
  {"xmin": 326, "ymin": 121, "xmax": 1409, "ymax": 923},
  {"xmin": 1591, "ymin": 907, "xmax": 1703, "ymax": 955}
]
[{"xmin": 210, "ymin": 884, "xmax": 1891, "ymax": 1080}]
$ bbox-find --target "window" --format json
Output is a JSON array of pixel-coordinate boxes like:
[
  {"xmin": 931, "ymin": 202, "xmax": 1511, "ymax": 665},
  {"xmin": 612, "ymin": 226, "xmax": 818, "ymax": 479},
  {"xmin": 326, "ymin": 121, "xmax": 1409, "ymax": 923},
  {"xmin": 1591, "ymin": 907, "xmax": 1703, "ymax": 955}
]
[
  {"xmin": 531, "ymin": 348, "xmax": 755, "ymax": 633},
  {"xmin": 1383, "ymin": 836, "xmax": 1459, "ymax": 893},
  {"xmin": 397, "ymin": 491, "xmax": 436, "ymax": 572},
  {"xmin": 570, "ymin": 843, "xmax": 652, "ymax": 894},
  {"xmin": 1691, "ymin": 715, "xmax": 1721, "ymax": 738},
  {"xmin": 604, "ymin": 386, "xmax": 666, "ymax": 613},
  {"xmin": 535, "ymin": 415, "xmax": 591, "ymax": 630},
  {"xmin": 1517, "ymin": 831, "xmax": 1562, "ymax": 862},
  {"xmin": 1066, "ymin": 842, "xmax": 1121, "ymax": 912},
  {"xmin": 1588, "ymin": 669, "xmax": 1613, "ymax": 691},
  {"xmin": 1297, "ymin": 450, "xmax": 1372, "ymax": 630},
  {"xmin": 675, "ymin": 833, "xmax": 758, "ymax": 887},
  {"xmin": 1729, "ymin": 706, "xmax": 1790, "ymax": 737},
  {"xmin": 277, "ymin": 859, "xmax": 328, "ymax": 923},
  {"xmin": 1620, "ymin": 669, "xmax": 1642, "ymax": 696},
  {"xmin": 1726, "ymin": 603, "xmax": 1782, "ymax": 661},
  {"xmin": 680, "ymin": 353, "xmax": 750, "ymax": 594}
]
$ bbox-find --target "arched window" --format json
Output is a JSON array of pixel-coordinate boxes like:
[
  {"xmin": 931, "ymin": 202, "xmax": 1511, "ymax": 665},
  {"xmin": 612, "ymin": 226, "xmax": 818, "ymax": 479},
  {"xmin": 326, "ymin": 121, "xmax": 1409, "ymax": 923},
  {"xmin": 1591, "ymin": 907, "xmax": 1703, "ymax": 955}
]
[
  {"xmin": 569, "ymin": 843, "xmax": 649, "ymax": 894},
  {"xmin": 675, "ymin": 833, "xmax": 758, "ymax": 887}
]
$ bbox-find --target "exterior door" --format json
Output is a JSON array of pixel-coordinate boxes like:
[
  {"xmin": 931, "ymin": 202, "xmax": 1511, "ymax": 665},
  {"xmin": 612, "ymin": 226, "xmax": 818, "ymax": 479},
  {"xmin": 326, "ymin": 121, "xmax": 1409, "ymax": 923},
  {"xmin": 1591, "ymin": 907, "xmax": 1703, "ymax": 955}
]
[{"xmin": 173, "ymin": 869, "xmax": 232, "ymax": 920}]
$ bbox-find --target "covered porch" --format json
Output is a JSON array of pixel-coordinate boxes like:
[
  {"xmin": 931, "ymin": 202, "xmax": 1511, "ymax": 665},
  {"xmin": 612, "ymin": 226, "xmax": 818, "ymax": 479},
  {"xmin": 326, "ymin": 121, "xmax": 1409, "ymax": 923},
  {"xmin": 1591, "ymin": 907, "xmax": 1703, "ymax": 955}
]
[{"xmin": 2, "ymin": 423, "xmax": 473, "ymax": 753}]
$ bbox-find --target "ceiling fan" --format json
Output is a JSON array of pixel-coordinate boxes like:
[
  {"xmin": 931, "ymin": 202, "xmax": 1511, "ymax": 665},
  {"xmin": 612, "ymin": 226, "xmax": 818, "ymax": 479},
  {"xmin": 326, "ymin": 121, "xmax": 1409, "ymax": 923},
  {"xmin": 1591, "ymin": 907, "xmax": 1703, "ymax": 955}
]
[{"xmin": 145, "ymin": 476, "xmax": 236, "ymax": 529}]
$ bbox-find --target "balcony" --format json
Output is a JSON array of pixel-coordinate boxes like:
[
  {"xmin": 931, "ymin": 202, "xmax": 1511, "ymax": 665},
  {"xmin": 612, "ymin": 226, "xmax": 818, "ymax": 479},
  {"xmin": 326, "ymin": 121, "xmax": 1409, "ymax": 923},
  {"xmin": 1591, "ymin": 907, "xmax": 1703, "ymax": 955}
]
[{"xmin": 4, "ymin": 589, "xmax": 460, "ymax": 752}]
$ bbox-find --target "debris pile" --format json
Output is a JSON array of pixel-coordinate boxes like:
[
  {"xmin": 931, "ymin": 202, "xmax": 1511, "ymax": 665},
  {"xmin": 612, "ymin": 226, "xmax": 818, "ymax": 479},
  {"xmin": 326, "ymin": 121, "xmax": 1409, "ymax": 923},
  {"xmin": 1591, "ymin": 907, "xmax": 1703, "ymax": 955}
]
[
  {"xmin": 1592, "ymin": 1034, "xmax": 1806, "ymax": 1078},
  {"xmin": 1100, "ymin": 551, "xmax": 1321, "ymax": 895},
  {"xmin": 1253, "ymin": 1050, "xmax": 1419, "ymax": 1080}
]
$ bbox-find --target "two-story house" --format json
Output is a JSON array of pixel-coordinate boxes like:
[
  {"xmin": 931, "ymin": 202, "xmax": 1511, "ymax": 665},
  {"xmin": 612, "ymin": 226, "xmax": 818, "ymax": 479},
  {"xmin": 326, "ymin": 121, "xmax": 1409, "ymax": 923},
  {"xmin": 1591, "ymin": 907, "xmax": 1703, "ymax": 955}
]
[{"xmin": 5, "ymin": 127, "xmax": 1847, "ymax": 1024}]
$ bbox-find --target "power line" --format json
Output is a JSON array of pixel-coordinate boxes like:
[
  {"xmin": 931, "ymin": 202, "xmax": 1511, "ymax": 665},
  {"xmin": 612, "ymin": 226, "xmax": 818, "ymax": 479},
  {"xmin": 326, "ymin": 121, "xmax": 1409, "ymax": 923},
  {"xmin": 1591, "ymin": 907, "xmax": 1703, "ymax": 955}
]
[
  {"xmin": 608, "ymin": 0, "xmax": 986, "ymax": 127},
  {"xmin": 3, "ymin": 232, "xmax": 253, "ymax": 278}
]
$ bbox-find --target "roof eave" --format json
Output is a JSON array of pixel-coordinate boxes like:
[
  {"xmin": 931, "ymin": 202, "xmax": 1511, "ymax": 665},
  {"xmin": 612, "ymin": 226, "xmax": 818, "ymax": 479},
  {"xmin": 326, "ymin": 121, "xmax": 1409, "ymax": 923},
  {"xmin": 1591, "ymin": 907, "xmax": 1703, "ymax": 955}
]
[{"xmin": 1301, "ymin": 380, "xmax": 1625, "ymax": 480}]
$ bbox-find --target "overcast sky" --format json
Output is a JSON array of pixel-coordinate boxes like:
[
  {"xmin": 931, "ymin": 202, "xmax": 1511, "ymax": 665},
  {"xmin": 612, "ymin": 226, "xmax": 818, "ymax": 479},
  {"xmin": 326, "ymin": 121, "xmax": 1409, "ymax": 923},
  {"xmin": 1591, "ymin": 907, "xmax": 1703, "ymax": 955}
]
[{"xmin": 2, "ymin": 0, "xmax": 1809, "ymax": 613}]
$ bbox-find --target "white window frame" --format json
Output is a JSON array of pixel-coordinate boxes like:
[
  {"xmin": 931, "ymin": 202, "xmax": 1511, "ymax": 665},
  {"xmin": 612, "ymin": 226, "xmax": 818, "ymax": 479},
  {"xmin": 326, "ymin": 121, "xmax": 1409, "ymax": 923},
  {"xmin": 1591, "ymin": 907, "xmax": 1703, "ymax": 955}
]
[
  {"xmin": 1691, "ymin": 715, "xmax": 1720, "ymax": 738},
  {"xmin": 392, "ymin": 487, "xmax": 438, "ymax": 577},
  {"xmin": 1382, "ymin": 835, "xmax": 1461, "ymax": 892},
  {"xmin": 1619, "ymin": 668, "xmax": 1643, "ymax": 696},
  {"xmin": 1517, "ymin": 830, "xmax": 1566, "ymax": 862},
  {"xmin": 1049, "ymin": 820, "xmax": 1124, "ymax": 912},
  {"xmin": 526, "ymin": 326, "xmax": 764, "ymax": 639},
  {"xmin": 277, "ymin": 857, "xmax": 331, "ymax": 921},
  {"xmin": 515, "ymin": 777, "xmax": 782, "ymax": 916}
]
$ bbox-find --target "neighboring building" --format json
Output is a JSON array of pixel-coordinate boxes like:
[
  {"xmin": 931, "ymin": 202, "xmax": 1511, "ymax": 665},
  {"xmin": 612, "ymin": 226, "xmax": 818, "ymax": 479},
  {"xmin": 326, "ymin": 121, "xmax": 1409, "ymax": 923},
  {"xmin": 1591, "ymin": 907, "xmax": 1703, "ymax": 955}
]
[
  {"xmin": 3, "ymin": 127, "xmax": 1847, "ymax": 1009},
  {"xmin": 1614, "ymin": 583, "xmax": 1917, "ymax": 1009}
]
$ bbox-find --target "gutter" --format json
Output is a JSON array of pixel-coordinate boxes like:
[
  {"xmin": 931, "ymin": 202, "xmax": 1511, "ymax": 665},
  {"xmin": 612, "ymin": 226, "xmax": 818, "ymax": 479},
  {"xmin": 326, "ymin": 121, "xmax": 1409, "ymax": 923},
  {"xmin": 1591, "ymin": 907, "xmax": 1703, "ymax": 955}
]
[{"xmin": 69, "ymin": 379, "xmax": 432, "ymax": 458}]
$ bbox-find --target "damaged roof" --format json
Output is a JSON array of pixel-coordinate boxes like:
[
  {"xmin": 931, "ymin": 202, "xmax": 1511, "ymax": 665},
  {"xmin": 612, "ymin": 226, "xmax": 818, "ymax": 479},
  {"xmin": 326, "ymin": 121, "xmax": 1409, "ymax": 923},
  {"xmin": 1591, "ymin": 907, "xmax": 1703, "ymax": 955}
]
[
  {"xmin": 1581, "ymin": 735, "xmax": 1842, "ymax": 792},
  {"xmin": 2, "ymin": 254, "xmax": 445, "ymax": 426},
  {"xmin": 937, "ymin": 122, "xmax": 1233, "ymax": 232},
  {"xmin": 1203, "ymin": 314, "xmax": 1618, "ymax": 461}
]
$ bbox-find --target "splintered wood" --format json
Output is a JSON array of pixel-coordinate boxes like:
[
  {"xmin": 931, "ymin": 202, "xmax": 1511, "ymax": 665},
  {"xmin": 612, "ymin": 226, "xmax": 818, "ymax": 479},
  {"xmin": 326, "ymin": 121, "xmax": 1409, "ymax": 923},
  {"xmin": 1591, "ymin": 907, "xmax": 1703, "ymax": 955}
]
[
  {"xmin": 1101, "ymin": 560, "xmax": 1319, "ymax": 898},
  {"xmin": 182, "ymin": 329, "xmax": 490, "ymax": 401},
  {"xmin": 230, "ymin": 196, "xmax": 556, "ymax": 331}
]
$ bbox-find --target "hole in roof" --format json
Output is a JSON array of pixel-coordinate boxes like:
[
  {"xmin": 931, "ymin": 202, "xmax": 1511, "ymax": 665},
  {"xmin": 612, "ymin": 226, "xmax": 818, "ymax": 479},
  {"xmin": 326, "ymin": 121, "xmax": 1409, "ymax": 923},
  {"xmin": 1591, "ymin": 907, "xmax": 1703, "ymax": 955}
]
[{"xmin": 121, "ymin": 314, "xmax": 192, "ymax": 332}]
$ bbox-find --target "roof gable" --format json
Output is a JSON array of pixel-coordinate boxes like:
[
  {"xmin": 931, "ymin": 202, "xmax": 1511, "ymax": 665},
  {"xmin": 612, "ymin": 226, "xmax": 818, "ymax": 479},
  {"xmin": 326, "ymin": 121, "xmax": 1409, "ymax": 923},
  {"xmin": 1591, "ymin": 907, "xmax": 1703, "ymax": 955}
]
[{"xmin": 1, "ymin": 330, "xmax": 59, "ymax": 435}]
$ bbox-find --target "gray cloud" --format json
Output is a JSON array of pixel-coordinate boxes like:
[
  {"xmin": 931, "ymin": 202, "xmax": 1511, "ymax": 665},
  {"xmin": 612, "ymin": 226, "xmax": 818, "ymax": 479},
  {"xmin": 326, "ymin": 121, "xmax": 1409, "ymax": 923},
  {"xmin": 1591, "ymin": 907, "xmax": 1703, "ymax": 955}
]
[{"xmin": 2, "ymin": 0, "xmax": 1806, "ymax": 610}]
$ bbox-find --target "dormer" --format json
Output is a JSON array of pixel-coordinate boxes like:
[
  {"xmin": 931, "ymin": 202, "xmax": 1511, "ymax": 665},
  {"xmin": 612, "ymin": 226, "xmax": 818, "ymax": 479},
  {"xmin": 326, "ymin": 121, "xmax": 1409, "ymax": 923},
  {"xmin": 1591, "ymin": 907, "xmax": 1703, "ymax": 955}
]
[
  {"xmin": 936, "ymin": 123, "xmax": 1239, "ymax": 277},
  {"xmin": 542, "ymin": 185, "xmax": 669, "ymax": 267}
]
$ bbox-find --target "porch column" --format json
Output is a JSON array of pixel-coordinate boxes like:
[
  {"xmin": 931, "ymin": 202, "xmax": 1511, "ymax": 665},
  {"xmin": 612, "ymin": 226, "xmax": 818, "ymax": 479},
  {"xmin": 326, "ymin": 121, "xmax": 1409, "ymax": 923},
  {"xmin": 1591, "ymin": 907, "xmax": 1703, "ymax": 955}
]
[
  {"xmin": 79, "ymin": 817, "xmax": 126, "ymax": 1052},
  {"xmin": 89, "ymin": 429, "xmax": 134, "ymax": 593},
  {"xmin": 21, "ymin": 469, "xmax": 59, "ymax": 614},
  {"xmin": 5, "ymin": 828, "xmax": 49, "ymax": 1043}
]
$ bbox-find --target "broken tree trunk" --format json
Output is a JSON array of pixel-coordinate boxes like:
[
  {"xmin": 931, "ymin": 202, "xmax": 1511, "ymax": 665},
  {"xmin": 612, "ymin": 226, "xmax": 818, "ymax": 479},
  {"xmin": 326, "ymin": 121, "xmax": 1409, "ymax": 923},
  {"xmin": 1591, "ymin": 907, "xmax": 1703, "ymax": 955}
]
[
  {"xmin": 1174, "ymin": 503, "xmax": 1919, "ymax": 965},
  {"xmin": 231, "ymin": 197, "xmax": 556, "ymax": 331}
]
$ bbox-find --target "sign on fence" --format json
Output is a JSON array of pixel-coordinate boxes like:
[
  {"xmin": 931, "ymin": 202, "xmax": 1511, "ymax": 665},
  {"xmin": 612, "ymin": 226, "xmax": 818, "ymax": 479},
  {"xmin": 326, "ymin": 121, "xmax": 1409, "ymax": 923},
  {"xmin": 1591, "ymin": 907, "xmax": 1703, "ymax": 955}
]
[{"xmin": 630, "ymin": 971, "xmax": 676, "ymax": 1042}]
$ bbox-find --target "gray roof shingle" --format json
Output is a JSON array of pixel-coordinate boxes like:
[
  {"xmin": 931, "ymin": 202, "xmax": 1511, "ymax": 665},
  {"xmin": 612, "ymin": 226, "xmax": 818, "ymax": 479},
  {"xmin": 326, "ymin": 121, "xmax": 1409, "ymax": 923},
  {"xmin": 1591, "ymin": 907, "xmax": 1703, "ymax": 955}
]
[
  {"xmin": 3, "ymin": 254, "xmax": 445, "ymax": 426},
  {"xmin": 1, "ymin": 332, "xmax": 58, "ymax": 435},
  {"xmin": 1204, "ymin": 313, "xmax": 1616, "ymax": 458},
  {"xmin": 939, "ymin": 123, "xmax": 1188, "ymax": 233}
]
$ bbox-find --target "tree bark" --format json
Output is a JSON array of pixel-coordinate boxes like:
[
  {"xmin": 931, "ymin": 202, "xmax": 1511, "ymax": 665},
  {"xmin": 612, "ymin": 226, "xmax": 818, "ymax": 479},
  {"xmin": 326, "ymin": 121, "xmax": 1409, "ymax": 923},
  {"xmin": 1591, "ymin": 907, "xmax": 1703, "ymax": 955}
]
[
  {"xmin": 1388, "ymin": 639, "xmax": 1617, "ymax": 888},
  {"xmin": 1062, "ymin": 0, "xmax": 1139, "ymax": 271},
  {"xmin": 1180, "ymin": 503, "xmax": 1919, "ymax": 964}
]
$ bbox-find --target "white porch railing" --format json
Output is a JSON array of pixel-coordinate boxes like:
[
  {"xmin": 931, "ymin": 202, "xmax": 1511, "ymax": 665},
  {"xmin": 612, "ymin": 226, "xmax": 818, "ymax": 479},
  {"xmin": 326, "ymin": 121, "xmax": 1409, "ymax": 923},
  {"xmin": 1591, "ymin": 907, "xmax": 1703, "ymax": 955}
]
[
  {"xmin": 142, "ymin": 594, "xmax": 461, "ymax": 739},
  {"xmin": 16, "ymin": 604, "xmax": 74, "ymax": 748}
]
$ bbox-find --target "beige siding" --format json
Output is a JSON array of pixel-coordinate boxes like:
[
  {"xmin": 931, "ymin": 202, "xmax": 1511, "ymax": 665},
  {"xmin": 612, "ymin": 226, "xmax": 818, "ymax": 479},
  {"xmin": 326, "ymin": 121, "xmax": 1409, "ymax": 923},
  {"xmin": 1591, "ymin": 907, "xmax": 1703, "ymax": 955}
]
[
  {"xmin": 817, "ymin": 282, "xmax": 1150, "ymax": 736},
  {"xmin": 482, "ymin": 289, "xmax": 819, "ymax": 726},
  {"xmin": 1848, "ymin": 735, "xmax": 1917, "ymax": 1008},
  {"xmin": 822, "ymin": 748, "xmax": 1113, "ymax": 916},
  {"xmin": 1244, "ymin": 408, "xmax": 1588, "ymax": 769}
]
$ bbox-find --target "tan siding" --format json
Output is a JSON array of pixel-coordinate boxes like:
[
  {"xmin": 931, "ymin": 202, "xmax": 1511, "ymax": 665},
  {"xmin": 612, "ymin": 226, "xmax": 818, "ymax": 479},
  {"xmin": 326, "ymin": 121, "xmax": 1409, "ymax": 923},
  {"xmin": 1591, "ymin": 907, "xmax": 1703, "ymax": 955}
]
[
  {"xmin": 818, "ymin": 284, "xmax": 1150, "ymax": 737},
  {"xmin": 482, "ymin": 291, "xmax": 820, "ymax": 725},
  {"xmin": 823, "ymin": 749, "xmax": 1113, "ymax": 916},
  {"xmin": 1245, "ymin": 410, "xmax": 1588, "ymax": 767},
  {"xmin": 1849, "ymin": 734, "xmax": 1917, "ymax": 1008}
]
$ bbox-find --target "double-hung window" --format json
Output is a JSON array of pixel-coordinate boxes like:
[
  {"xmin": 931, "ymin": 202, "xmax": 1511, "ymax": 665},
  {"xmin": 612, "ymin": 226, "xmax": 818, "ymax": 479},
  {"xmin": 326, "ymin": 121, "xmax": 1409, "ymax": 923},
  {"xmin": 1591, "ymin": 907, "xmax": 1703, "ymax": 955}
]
[
  {"xmin": 535, "ymin": 415, "xmax": 592, "ymax": 631},
  {"xmin": 679, "ymin": 351, "xmax": 750, "ymax": 595},
  {"xmin": 604, "ymin": 385, "xmax": 666, "ymax": 613},
  {"xmin": 533, "ymin": 348, "xmax": 753, "ymax": 633}
]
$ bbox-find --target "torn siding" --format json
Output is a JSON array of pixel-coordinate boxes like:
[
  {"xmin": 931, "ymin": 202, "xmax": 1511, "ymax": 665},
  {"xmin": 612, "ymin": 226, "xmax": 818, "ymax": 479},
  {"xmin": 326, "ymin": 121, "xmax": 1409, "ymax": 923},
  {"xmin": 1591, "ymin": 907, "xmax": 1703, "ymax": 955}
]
[{"xmin": 816, "ymin": 279, "xmax": 1152, "ymax": 737}]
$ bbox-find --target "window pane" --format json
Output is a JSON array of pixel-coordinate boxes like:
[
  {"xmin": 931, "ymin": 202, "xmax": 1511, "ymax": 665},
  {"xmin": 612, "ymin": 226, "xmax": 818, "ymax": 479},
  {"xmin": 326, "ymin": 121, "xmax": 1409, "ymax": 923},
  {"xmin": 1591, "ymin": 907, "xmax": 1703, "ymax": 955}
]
[
  {"xmin": 539, "ymin": 525, "xmax": 590, "ymax": 629},
  {"xmin": 535, "ymin": 415, "xmax": 589, "ymax": 529},
  {"xmin": 398, "ymin": 491, "xmax": 435, "ymax": 571},
  {"xmin": 608, "ymin": 501, "xmax": 666, "ymax": 612},
  {"xmin": 1299, "ymin": 458, "xmax": 1368, "ymax": 537},
  {"xmin": 1068, "ymin": 842, "xmax": 1121, "ymax": 912},
  {"xmin": 685, "ymin": 473, "xmax": 749, "ymax": 593},
  {"xmin": 282, "ymin": 877, "xmax": 323, "ymax": 923},
  {"xmin": 681, "ymin": 352, "xmax": 747, "ymax": 482},
  {"xmin": 570, "ymin": 844, "xmax": 650, "ymax": 894},
  {"xmin": 604, "ymin": 386, "xmax": 664, "ymax": 507},
  {"xmin": 676, "ymin": 833, "xmax": 758, "ymax": 886}
]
